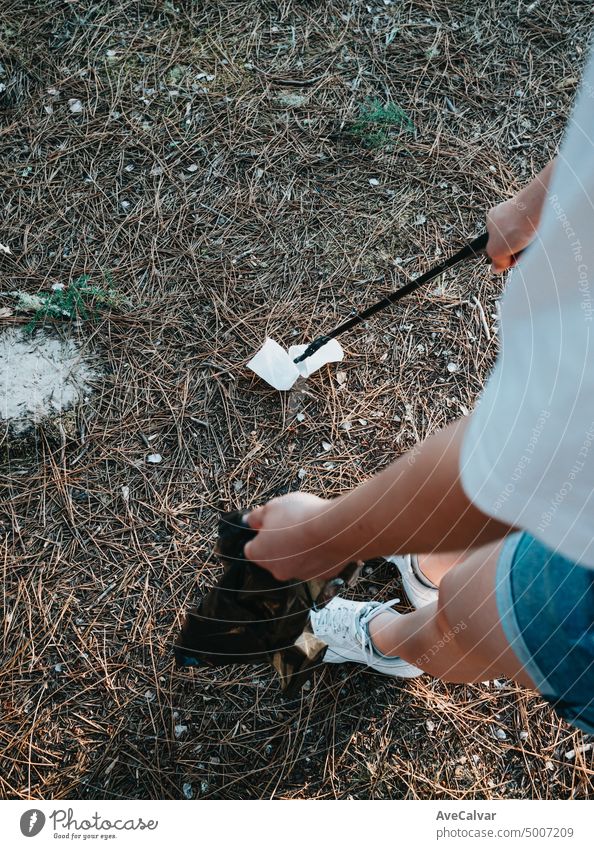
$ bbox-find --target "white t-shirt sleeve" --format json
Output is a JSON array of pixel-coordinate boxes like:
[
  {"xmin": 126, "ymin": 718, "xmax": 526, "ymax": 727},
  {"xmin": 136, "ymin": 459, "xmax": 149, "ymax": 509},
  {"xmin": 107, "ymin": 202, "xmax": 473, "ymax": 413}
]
[{"xmin": 460, "ymin": 53, "xmax": 594, "ymax": 567}]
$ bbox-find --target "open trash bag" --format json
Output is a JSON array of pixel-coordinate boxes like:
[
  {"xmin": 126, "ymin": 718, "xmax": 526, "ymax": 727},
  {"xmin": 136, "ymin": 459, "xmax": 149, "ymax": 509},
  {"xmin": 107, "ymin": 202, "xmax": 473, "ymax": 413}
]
[{"xmin": 174, "ymin": 510, "xmax": 361, "ymax": 696}]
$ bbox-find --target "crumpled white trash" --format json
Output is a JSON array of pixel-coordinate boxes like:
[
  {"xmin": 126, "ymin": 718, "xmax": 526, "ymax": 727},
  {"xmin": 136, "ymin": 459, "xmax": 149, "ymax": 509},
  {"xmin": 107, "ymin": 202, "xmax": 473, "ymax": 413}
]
[
  {"xmin": 247, "ymin": 337, "xmax": 344, "ymax": 390},
  {"xmin": 289, "ymin": 338, "xmax": 344, "ymax": 378}
]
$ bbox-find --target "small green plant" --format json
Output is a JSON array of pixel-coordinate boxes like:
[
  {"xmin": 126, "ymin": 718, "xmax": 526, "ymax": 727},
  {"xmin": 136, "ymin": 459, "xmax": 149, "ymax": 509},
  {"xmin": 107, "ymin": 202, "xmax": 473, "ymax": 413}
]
[
  {"xmin": 348, "ymin": 98, "xmax": 414, "ymax": 148},
  {"xmin": 18, "ymin": 274, "xmax": 128, "ymax": 333}
]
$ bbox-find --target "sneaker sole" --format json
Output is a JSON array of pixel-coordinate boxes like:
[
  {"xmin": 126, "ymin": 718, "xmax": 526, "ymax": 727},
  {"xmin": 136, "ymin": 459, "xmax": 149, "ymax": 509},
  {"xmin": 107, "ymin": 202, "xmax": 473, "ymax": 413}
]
[{"xmin": 323, "ymin": 647, "xmax": 424, "ymax": 677}]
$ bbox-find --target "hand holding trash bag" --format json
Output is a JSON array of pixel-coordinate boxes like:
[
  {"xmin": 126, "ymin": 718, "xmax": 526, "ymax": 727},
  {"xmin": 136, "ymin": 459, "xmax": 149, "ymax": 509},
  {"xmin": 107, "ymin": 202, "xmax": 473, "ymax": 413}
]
[
  {"xmin": 245, "ymin": 492, "xmax": 349, "ymax": 582},
  {"xmin": 175, "ymin": 509, "xmax": 362, "ymax": 695}
]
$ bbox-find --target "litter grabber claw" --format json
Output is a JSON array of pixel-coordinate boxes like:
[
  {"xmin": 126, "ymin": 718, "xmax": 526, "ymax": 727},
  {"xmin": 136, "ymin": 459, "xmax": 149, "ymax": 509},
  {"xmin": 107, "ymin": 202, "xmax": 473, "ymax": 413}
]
[{"xmin": 248, "ymin": 231, "xmax": 489, "ymax": 390}]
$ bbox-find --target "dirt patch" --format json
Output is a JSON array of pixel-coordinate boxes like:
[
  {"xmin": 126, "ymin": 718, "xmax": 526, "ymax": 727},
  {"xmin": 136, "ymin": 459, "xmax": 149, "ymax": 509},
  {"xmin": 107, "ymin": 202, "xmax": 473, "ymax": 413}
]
[{"xmin": 0, "ymin": 327, "xmax": 98, "ymax": 437}]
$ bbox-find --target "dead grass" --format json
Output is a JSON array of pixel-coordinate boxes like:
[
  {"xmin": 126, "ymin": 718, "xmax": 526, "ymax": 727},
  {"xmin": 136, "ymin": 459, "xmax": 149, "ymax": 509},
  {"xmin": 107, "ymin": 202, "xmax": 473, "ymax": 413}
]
[{"xmin": 0, "ymin": 0, "xmax": 592, "ymax": 800}]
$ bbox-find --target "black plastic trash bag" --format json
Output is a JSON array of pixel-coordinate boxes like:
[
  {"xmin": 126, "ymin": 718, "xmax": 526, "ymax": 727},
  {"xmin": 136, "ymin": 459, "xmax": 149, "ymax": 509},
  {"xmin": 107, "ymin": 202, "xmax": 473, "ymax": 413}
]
[{"xmin": 174, "ymin": 510, "xmax": 361, "ymax": 696}]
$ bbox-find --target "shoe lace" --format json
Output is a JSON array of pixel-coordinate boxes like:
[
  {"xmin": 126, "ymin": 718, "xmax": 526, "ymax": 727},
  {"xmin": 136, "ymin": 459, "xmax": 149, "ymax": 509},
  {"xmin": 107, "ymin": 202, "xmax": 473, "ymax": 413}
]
[{"xmin": 317, "ymin": 598, "xmax": 400, "ymax": 665}]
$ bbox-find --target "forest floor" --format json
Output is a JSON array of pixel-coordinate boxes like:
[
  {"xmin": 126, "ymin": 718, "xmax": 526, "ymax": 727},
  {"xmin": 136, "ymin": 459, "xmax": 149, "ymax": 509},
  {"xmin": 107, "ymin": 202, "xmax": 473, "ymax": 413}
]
[{"xmin": 0, "ymin": 0, "xmax": 592, "ymax": 799}]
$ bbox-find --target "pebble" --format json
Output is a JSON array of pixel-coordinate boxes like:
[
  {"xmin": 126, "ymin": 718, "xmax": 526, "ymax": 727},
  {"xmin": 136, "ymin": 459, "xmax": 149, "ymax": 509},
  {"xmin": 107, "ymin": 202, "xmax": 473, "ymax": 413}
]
[
  {"xmin": 68, "ymin": 98, "xmax": 84, "ymax": 114},
  {"xmin": 565, "ymin": 743, "xmax": 593, "ymax": 760},
  {"xmin": 369, "ymin": 178, "xmax": 380, "ymax": 186},
  {"xmin": 147, "ymin": 453, "xmax": 162, "ymax": 464},
  {"xmin": 321, "ymin": 441, "xmax": 332, "ymax": 451},
  {"xmin": 297, "ymin": 468, "xmax": 306, "ymax": 480},
  {"xmin": 174, "ymin": 724, "xmax": 188, "ymax": 738},
  {"xmin": 426, "ymin": 719, "xmax": 435, "ymax": 732},
  {"xmin": 182, "ymin": 783, "xmax": 193, "ymax": 799},
  {"xmin": 447, "ymin": 362, "xmax": 459, "ymax": 373}
]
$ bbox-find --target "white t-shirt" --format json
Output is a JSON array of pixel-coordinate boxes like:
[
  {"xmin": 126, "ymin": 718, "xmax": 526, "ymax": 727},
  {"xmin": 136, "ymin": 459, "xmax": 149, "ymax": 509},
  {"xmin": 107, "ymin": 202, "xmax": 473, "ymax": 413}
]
[{"xmin": 460, "ymin": 53, "xmax": 594, "ymax": 568}]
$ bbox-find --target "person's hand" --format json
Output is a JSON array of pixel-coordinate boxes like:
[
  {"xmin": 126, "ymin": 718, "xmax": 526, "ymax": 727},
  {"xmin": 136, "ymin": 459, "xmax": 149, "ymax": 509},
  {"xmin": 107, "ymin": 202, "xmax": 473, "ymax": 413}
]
[
  {"xmin": 486, "ymin": 159, "xmax": 555, "ymax": 273},
  {"xmin": 486, "ymin": 198, "xmax": 538, "ymax": 273},
  {"xmin": 244, "ymin": 492, "xmax": 349, "ymax": 582}
]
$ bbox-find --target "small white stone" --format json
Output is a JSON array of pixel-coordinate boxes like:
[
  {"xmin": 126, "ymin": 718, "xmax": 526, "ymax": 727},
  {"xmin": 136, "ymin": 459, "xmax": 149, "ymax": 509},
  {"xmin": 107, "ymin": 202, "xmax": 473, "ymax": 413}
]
[
  {"xmin": 358, "ymin": 418, "xmax": 368, "ymax": 426},
  {"xmin": 54, "ymin": 663, "xmax": 63, "ymax": 673},
  {"xmin": 426, "ymin": 720, "xmax": 435, "ymax": 732},
  {"xmin": 493, "ymin": 726, "xmax": 507, "ymax": 741},
  {"xmin": 68, "ymin": 98, "xmax": 84, "ymax": 114},
  {"xmin": 519, "ymin": 730, "xmax": 529, "ymax": 741},
  {"xmin": 121, "ymin": 200, "xmax": 130, "ymax": 210},
  {"xmin": 368, "ymin": 178, "xmax": 380, "ymax": 187},
  {"xmin": 174, "ymin": 724, "xmax": 188, "ymax": 737},
  {"xmin": 296, "ymin": 412, "xmax": 305, "ymax": 422},
  {"xmin": 322, "ymin": 441, "xmax": 332, "ymax": 451},
  {"xmin": 182, "ymin": 783, "xmax": 193, "ymax": 799},
  {"xmin": 187, "ymin": 164, "xmax": 199, "ymax": 172},
  {"xmin": 447, "ymin": 362, "xmax": 458, "ymax": 373},
  {"xmin": 147, "ymin": 453, "xmax": 162, "ymax": 464},
  {"xmin": 121, "ymin": 485, "xmax": 130, "ymax": 503},
  {"xmin": 297, "ymin": 468, "xmax": 306, "ymax": 480},
  {"xmin": 336, "ymin": 370, "xmax": 347, "ymax": 385}
]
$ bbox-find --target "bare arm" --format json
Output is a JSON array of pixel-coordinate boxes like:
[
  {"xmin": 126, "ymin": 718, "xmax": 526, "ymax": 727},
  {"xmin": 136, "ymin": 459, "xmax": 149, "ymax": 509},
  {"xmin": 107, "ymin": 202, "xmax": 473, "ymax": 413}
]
[
  {"xmin": 245, "ymin": 418, "xmax": 512, "ymax": 581},
  {"xmin": 487, "ymin": 159, "xmax": 556, "ymax": 272}
]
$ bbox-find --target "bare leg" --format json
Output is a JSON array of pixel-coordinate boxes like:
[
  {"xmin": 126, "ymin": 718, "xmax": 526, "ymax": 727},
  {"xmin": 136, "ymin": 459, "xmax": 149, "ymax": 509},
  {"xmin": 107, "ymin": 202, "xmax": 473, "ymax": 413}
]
[
  {"xmin": 370, "ymin": 539, "xmax": 536, "ymax": 688},
  {"xmin": 416, "ymin": 551, "xmax": 469, "ymax": 586}
]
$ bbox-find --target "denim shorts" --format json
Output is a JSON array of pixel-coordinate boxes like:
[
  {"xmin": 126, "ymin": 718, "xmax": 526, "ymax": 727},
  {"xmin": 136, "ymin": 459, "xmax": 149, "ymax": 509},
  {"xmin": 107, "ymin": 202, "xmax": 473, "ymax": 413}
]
[{"xmin": 496, "ymin": 532, "xmax": 594, "ymax": 734}]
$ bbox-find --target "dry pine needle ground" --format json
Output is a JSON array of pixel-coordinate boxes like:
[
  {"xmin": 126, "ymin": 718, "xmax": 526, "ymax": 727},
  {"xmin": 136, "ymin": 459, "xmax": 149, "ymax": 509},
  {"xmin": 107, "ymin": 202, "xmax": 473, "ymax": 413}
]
[{"xmin": 0, "ymin": 0, "xmax": 593, "ymax": 799}]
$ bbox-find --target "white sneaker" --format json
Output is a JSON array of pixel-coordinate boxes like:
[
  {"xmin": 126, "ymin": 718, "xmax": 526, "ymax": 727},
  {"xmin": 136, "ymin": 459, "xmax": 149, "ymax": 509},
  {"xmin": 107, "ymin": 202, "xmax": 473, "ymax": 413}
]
[
  {"xmin": 311, "ymin": 597, "xmax": 424, "ymax": 678},
  {"xmin": 385, "ymin": 554, "xmax": 438, "ymax": 609}
]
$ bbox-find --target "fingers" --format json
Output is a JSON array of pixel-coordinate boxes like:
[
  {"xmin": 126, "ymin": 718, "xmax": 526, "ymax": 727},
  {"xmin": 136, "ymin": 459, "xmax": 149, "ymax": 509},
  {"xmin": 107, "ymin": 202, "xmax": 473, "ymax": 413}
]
[
  {"xmin": 490, "ymin": 256, "xmax": 513, "ymax": 274},
  {"xmin": 243, "ymin": 538, "xmax": 256, "ymax": 562},
  {"xmin": 246, "ymin": 504, "xmax": 266, "ymax": 530}
]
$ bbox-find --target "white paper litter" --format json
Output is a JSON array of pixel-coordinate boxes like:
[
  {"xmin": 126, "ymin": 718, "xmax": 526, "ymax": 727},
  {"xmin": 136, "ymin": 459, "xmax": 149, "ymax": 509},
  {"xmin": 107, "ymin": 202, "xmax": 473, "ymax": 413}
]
[
  {"xmin": 247, "ymin": 336, "xmax": 344, "ymax": 390},
  {"xmin": 247, "ymin": 338, "xmax": 300, "ymax": 390},
  {"xmin": 288, "ymin": 338, "xmax": 344, "ymax": 378}
]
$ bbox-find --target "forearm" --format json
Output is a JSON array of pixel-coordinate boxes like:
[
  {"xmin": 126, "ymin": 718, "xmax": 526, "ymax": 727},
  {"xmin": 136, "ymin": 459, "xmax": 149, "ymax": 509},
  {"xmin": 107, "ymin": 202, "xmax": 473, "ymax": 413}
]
[
  {"xmin": 513, "ymin": 159, "xmax": 556, "ymax": 226},
  {"xmin": 487, "ymin": 158, "xmax": 557, "ymax": 271},
  {"xmin": 313, "ymin": 418, "xmax": 512, "ymax": 561}
]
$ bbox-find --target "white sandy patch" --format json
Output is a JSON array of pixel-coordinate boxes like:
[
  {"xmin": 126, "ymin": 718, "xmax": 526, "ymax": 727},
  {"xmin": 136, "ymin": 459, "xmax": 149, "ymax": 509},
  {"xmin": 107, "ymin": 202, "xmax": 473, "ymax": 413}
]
[{"xmin": 0, "ymin": 327, "xmax": 98, "ymax": 435}]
